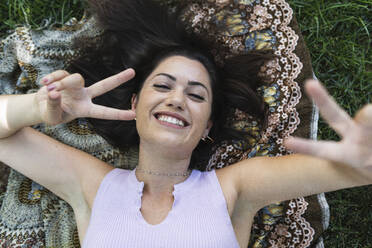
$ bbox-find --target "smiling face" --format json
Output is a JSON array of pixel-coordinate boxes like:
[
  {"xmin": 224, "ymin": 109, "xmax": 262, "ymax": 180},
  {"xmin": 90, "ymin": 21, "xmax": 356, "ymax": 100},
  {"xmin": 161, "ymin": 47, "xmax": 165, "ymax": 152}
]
[{"xmin": 132, "ymin": 56, "xmax": 213, "ymax": 156}]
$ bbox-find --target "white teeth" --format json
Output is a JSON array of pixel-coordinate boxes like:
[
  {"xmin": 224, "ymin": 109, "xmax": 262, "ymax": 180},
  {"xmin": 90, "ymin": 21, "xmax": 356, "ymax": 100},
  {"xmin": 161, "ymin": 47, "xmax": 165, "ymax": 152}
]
[{"xmin": 157, "ymin": 115, "xmax": 185, "ymax": 127}]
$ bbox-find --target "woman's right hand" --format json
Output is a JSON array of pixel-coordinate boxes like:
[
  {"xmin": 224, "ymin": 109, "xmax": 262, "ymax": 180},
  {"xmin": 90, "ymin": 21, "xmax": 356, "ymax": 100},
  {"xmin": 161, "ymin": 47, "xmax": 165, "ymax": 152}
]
[{"xmin": 36, "ymin": 69, "xmax": 136, "ymax": 125}]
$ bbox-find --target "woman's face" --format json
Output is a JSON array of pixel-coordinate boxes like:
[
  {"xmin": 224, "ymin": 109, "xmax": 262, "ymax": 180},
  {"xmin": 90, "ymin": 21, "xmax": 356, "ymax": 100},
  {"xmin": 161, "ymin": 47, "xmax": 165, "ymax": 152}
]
[{"xmin": 133, "ymin": 55, "xmax": 213, "ymax": 155}]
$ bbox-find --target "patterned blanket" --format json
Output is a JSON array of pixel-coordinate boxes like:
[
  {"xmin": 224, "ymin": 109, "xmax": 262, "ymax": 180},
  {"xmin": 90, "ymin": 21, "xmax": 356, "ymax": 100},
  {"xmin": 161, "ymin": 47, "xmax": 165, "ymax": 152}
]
[{"xmin": 0, "ymin": 0, "xmax": 329, "ymax": 247}]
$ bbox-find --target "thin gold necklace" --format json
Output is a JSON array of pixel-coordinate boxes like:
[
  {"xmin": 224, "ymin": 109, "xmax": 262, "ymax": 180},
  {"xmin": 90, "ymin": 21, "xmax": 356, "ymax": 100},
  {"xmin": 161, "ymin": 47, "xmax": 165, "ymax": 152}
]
[{"xmin": 136, "ymin": 167, "xmax": 191, "ymax": 177}]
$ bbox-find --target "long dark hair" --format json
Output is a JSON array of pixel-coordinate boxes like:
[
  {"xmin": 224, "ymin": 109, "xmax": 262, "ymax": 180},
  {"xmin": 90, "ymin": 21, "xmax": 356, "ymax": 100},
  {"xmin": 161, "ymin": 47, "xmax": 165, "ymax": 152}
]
[{"xmin": 68, "ymin": 0, "xmax": 273, "ymax": 169}]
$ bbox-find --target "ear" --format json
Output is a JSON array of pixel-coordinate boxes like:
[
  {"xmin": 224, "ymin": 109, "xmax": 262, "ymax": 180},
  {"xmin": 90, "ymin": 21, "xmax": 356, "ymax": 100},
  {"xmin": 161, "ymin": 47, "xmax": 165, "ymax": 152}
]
[
  {"xmin": 131, "ymin": 94, "xmax": 137, "ymax": 111},
  {"xmin": 203, "ymin": 120, "xmax": 213, "ymax": 138}
]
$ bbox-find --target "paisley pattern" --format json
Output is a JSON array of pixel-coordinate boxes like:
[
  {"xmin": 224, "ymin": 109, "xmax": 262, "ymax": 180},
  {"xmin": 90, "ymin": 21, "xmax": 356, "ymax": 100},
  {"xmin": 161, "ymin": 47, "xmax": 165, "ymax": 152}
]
[
  {"xmin": 0, "ymin": 0, "xmax": 327, "ymax": 247},
  {"xmin": 245, "ymin": 30, "xmax": 276, "ymax": 51}
]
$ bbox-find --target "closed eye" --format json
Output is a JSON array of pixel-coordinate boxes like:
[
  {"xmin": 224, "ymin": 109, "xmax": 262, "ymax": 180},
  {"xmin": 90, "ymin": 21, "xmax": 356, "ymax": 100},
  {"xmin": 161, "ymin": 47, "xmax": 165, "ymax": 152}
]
[
  {"xmin": 188, "ymin": 94, "xmax": 205, "ymax": 101},
  {"xmin": 154, "ymin": 84, "xmax": 205, "ymax": 101},
  {"xmin": 153, "ymin": 84, "xmax": 170, "ymax": 90}
]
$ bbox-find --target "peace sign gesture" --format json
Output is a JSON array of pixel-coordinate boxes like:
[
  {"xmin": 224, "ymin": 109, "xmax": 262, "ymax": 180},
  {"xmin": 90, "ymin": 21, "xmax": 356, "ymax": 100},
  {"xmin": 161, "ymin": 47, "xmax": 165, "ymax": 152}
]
[
  {"xmin": 284, "ymin": 80, "xmax": 372, "ymax": 170},
  {"xmin": 35, "ymin": 69, "xmax": 136, "ymax": 125}
]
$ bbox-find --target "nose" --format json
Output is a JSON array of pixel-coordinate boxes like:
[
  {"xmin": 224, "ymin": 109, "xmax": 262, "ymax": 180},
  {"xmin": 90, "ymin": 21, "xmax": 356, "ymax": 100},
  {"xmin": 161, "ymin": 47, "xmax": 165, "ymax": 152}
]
[{"xmin": 165, "ymin": 89, "xmax": 186, "ymax": 111}]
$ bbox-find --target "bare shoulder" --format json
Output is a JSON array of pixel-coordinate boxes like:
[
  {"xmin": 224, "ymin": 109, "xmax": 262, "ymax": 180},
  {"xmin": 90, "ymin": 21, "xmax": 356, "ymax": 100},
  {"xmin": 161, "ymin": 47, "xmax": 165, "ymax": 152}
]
[
  {"xmin": 215, "ymin": 157, "xmax": 258, "ymax": 195},
  {"xmin": 72, "ymin": 160, "xmax": 115, "ymax": 211},
  {"xmin": 214, "ymin": 158, "xmax": 267, "ymax": 213},
  {"xmin": 214, "ymin": 161, "xmax": 255, "ymax": 216},
  {"xmin": 215, "ymin": 165, "xmax": 240, "ymax": 194}
]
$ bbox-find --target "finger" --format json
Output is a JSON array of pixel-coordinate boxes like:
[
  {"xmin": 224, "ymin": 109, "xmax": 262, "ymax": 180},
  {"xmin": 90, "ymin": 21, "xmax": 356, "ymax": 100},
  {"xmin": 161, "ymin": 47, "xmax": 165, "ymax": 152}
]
[
  {"xmin": 284, "ymin": 137, "xmax": 343, "ymax": 162},
  {"xmin": 41, "ymin": 70, "xmax": 70, "ymax": 85},
  {"xmin": 47, "ymin": 73, "xmax": 85, "ymax": 92},
  {"xmin": 354, "ymin": 104, "xmax": 372, "ymax": 128},
  {"xmin": 88, "ymin": 104, "xmax": 136, "ymax": 120},
  {"xmin": 48, "ymin": 90, "xmax": 61, "ymax": 100},
  {"xmin": 87, "ymin": 68, "xmax": 135, "ymax": 98},
  {"xmin": 46, "ymin": 90, "xmax": 62, "ymax": 124},
  {"xmin": 305, "ymin": 80, "xmax": 353, "ymax": 136}
]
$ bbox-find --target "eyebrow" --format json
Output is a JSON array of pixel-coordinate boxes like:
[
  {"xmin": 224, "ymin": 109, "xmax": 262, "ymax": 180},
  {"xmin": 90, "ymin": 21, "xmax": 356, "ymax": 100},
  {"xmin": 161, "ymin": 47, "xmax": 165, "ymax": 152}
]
[{"xmin": 154, "ymin": 73, "xmax": 210, "ymax": 94}]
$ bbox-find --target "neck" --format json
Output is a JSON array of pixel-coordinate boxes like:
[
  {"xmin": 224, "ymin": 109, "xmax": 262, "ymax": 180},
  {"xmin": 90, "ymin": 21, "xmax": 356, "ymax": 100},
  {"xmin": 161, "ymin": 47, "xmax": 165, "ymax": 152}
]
[{"xmin": 136, "ymin": 142, "xmax": 192, "ymax": 196}]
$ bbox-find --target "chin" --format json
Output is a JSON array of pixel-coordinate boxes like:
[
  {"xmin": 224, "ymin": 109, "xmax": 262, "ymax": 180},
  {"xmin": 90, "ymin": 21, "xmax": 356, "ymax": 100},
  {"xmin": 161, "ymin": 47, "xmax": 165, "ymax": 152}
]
[{"xmin": 143, "ymin": 133, "xmax": 197, "ymax": 153}]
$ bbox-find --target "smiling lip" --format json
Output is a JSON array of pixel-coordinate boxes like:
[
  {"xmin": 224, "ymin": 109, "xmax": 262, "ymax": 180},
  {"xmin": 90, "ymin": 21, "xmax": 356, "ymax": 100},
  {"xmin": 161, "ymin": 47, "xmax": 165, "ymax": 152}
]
[{"xmin": 154, "ymin": 111, "xmax": 190, "ymax": 127}]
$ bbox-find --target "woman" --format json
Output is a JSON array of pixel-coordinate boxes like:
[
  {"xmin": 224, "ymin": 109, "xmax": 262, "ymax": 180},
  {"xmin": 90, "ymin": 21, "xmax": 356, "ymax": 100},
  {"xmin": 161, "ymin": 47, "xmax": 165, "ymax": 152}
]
[{"xmin": 1, "ymin": 0, "xmax": 372, "ymax": 247}]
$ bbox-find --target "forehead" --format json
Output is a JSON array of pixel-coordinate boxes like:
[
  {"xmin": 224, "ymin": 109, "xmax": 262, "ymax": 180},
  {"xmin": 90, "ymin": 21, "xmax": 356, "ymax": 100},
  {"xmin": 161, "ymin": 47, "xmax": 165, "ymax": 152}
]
[{"xmin": 145, "ymin": 56, "xmax": 212, "ymax": 88}]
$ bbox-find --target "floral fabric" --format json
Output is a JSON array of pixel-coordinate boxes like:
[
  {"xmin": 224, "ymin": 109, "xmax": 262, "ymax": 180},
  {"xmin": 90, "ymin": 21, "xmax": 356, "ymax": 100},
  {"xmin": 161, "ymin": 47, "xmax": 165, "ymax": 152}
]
[{"xmin": 0, "ymin": 0, "xmax": 328, "ymax": 247}]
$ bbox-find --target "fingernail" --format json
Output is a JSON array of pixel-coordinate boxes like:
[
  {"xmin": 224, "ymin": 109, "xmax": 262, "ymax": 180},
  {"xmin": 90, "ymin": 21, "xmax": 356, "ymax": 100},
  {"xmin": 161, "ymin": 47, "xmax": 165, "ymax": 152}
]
[
  {"xmin": 47, "ymin": 84, "xmax": 56, "ymax": 91},
  {"xmin": 42, "ymin": 77, "xmax": 50, "ymax": 84}
]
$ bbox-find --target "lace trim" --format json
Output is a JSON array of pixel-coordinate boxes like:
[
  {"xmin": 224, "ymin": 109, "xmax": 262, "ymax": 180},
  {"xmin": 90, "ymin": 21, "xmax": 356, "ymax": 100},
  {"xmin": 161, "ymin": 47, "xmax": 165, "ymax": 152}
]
[{"xmin": 258, "ymin": 0, "xmax": 302, "ymax": 152}]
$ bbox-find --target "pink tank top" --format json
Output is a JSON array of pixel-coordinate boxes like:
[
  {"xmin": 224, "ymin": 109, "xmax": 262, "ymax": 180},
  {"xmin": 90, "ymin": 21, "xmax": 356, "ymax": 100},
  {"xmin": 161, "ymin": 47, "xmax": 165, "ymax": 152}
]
[{"xmin": 82, "ymin": 168, "xmax": 240, "ymax": 247}]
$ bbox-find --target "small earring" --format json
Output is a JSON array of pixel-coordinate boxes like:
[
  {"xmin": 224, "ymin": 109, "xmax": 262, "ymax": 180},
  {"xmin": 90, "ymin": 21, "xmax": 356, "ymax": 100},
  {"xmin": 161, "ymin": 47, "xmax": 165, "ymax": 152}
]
[
  {"xmin": 202, "ymin": 135, "xmax": 214, "ymax": 143},
  {"xmin": 134, "ymin": 118, "xmax": 137, "ymax": 121}
]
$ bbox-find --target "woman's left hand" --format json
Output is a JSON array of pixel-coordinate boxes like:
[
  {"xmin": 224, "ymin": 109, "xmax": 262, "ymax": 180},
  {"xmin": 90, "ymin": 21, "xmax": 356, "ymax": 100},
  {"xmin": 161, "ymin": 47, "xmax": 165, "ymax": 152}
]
[{"xmin": 284, "ymin": 80, "xmax": 372, "ymax": 170}]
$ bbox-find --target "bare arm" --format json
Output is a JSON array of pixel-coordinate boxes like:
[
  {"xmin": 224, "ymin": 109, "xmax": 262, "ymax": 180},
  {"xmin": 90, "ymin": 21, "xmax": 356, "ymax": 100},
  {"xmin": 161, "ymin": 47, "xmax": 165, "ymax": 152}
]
[
  {"xmin": 229, "ymin": 80, "xmax": 372, "ymax": 211},
  {"xmin": 0, "ymin": 127, "xmax": 113, "ymax": 206},
  {"xmin": 230, "ymin": 154, "xmax": 371, "ymax": 211},
  {"xmin": 0, "ymin": 69, "xmax": 136, "ymax": 206},
  {"xmin": 0, "ymin": 93, "xmax": 40, "ymax": 138}
]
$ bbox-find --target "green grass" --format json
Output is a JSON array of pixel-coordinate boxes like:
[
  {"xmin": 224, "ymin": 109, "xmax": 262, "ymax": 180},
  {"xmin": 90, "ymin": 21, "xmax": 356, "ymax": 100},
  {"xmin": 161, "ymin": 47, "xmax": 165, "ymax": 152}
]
[
  {"xmin": 0, "ymin": 0, "xmax": 85, "ymax": 36},
  {"xmin": 287, "ymin": 1, "xmax": 372, "ymax": 247},
  {"xmin": 0, "ymin": 0, "xmax": 371, "ymax": 247}
]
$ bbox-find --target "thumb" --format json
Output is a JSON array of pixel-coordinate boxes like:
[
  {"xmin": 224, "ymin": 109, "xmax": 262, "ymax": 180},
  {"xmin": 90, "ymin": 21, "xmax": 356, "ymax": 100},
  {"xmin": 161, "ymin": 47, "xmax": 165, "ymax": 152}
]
[{"xmin": 46, "ymin": 90, "xmax": 63, "ymax": 125}]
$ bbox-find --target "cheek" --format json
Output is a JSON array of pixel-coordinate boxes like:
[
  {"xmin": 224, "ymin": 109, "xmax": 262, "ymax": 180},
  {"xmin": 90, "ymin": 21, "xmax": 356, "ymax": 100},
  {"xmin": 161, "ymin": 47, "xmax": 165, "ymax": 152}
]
[
  {"xmin": 135, "ymin": 88, "xmax": 157, "ymax": 115},
  {"xmin": 190, "ymin": 102, "xmax": 212, "ymax": 129}
]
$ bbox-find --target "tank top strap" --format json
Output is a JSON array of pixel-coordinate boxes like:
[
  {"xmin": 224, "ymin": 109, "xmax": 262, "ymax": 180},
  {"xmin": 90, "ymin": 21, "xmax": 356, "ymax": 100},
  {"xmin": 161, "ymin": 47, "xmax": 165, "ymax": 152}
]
[{"xmin": 204, "ymin": 169, "xmax": 231, "ymax": 215}]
